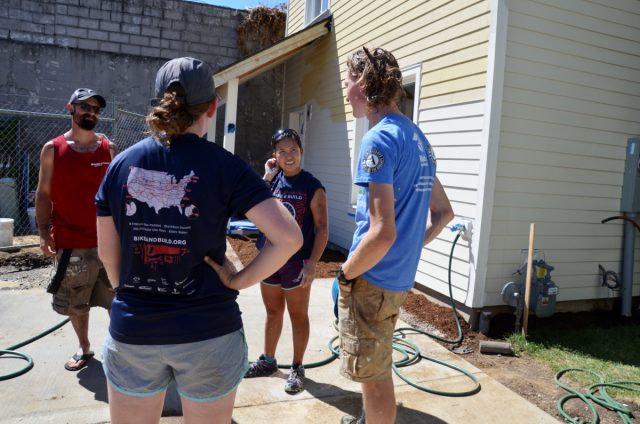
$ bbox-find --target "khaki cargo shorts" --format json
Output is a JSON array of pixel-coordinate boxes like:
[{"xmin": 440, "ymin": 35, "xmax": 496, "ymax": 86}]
[
  {"xmin": 338, "ymin": 276, "xmax": 408, "ymax": 382},
  {"xmin": 50, "ymin": 248, "xmax": 114, "ymax": 316}
]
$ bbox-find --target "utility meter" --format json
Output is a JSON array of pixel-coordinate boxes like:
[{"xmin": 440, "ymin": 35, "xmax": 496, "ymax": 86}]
[{"xmin": 502, "ymin": 259, "xmax": 559, "ymax": 322}]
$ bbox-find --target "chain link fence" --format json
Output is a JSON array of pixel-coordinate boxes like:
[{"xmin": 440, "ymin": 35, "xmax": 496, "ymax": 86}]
[{"xmin": 0, "ymin": 94, "xmax": 147, "ymax": 243}]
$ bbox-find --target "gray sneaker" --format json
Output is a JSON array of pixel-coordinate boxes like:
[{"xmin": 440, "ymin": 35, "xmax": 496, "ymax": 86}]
[
  {"xmin": 284, "ymin": 365, "xmax": 305, "ymax": 394},
  {"xmin": 244, "ymin": 354, "xmax": 278, "ymax": 378},
  {"xmin": 340, "ymin": 414, "xmax": 365, "ymax": 424}
]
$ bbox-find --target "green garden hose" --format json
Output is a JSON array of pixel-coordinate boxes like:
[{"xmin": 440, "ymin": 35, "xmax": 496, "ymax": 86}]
[
  {"xmin": 392, "ymin": 329, "xmax": 480, "ymax": 396},
  {"xmin": 0, "ymin": 318, "xmax": 70, "ymax": 381},
  {"xmin": 555, "ymin": 368, "xmax": 640, "ymax": 424},
  {"xmin": 280, "ymin": 229, "xmax": 480, "ymax": 396},
  {"xmin": 396, "ymin": 231, "xmax": 465, "ymax": 346},
  {"xmin": 390, "ymin": 232, "xmax": 480, "ymax": 396}
]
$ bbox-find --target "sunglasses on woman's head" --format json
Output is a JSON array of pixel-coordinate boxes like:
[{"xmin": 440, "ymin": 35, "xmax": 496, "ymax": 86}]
[
  {"xmin": 73, "ymin": 103, "xmax": 102, "ymax": 115},
  {"xmin": 271, "ymin": 128, "xmax": 300, "ymax": 143}
]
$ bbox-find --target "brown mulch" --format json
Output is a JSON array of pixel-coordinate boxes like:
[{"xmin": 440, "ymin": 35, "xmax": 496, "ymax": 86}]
[
  {"xmin": 228, "ymin": 234, "xmax": 343, "ymax": 277},
  {"xmin": 0, "ymin": 251, "xmax": 51, "ymax": 270}
]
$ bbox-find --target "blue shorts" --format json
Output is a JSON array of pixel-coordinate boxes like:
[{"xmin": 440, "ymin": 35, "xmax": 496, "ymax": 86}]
[
  {"xmin": 263, "ymin": 258, "xmax": 304, "ymax": 290},
  {"xmin": 102, "ymin": 329, "xmax": 248, "ymax": 402}
]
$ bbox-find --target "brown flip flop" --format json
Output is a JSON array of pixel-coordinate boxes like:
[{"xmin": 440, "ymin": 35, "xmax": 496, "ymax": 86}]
[{"xmin": 64, "ymin": 351, "xmax": 94, "ymax": 371}]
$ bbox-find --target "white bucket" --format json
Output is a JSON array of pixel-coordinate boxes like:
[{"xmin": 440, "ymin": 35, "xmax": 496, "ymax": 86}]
[
  {"xmin": 0, "ymin": 178, "xmax": 19, "ymax": 222},
  {"xmin": 0, "ymin": 218, "xmax": 14, "ymax": 247}
]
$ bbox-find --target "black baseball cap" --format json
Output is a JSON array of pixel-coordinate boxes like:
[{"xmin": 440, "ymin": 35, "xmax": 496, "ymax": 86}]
[
  {"xmin": 69, "ymin": 88, "xmax": 106, "ymax": 108},
  {"xmin": 154, "ymin": 57, "xmax": 216, "ymax": 106}
]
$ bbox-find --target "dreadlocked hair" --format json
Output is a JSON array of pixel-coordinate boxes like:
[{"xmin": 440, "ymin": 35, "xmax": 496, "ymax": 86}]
[
  {"xmin": 146, "ymin": 82, "xmax": 210, "ymax": 144},
  {"xmin": 346, "ymin": 47, "xmax": 404, "ymax": 111}
]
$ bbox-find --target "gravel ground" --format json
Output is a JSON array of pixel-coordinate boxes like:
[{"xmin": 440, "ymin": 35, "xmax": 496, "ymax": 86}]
[{"xmin": 0, "ymin": 237, "xmax": 51, "ymax": 290}]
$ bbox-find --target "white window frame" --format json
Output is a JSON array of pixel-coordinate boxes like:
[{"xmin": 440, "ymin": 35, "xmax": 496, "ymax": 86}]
[
  {"xmin": 305, "ymin": 0, "xmax": 330, "ymax": 26},
  {"xmin": 400, "ymin": 64, "xmax": 422, "ymax": 123},
  {"xmin": 348, "ymin": 64, "xmax": 422, "ymax": 206},
  {"xmin": 287, "ymin": 105, "xmax": 307, "ymax": 168}
]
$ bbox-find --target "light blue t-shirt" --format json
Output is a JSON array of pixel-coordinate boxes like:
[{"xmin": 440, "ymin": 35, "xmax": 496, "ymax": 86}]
[{"xmin": 350, "ymin": 114, "xmax": 437, "ymax": 291}]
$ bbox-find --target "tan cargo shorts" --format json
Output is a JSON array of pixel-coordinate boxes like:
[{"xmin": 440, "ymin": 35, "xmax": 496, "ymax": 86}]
[
  {"xmin": 50, "ymin": 248, "xmax": 114, "ymax": 316},
  {"xmin": 338, "ymin": 276, "xmax": 408, "ymax": 382}
]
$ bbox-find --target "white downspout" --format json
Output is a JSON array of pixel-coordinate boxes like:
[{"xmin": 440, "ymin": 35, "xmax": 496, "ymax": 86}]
[
  {"xmin": 468, "ymin": 0, "xmax": 509, "ymax": 309},
  {"xmin": 223, "ymin": 77, "xmax": 239, "ymax": 153}
]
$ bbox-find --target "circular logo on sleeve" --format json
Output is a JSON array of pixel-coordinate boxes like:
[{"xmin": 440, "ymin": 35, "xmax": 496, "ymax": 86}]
[
  {"xmin": 362, "ymin": 148, "xmax": 384, "ymax": 173},
  {"xmin": 283, "ymin": 201, "xmax": 296, "ymax": 219}
]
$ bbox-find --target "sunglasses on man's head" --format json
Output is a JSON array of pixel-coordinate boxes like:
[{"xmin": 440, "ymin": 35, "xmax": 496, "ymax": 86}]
[
  {"xmin": 271, "ymin": 128, "xmax": 300, "ymax": 143},
  {"xmin": 73, "ymin": 103, "xmax": 102, "ymax": 115}
]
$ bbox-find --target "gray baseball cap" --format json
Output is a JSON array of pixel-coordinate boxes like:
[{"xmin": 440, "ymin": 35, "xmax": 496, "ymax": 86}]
[
  {"xmin": 69, "ymin": 88, "xmax": 106, "ymax": 108},
  {"xmin": 154, "ymin": 57, "xmax": 216, "ymax": 106}
]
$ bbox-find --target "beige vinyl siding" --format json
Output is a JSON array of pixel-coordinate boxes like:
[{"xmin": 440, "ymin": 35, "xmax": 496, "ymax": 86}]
[
  {"xmin": 286, "ymin": 0, "xmax": 306, "ymax": 35},
  {"xmin": 282, "ymin": 0, "xmax": 491, "ymax": 302},
  {"xmin": 416, "ymin": 101, "xmax": 485, "ymax": 302},
  {"xmin": 484, "ymin": 0, "xmax": 640, "ymax": 306}
]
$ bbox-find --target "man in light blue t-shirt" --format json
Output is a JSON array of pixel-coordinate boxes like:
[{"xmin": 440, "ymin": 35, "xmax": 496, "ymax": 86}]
[
  {"xmin": 350, "ymin": 113, "xmax": 439, "ymax": 291},
  {"xmin": 337, "ymin": 47, "xmax": 454, "ymax": 424}
]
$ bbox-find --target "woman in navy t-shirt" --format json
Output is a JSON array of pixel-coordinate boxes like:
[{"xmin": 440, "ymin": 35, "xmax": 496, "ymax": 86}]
[
  {"xmin": 244, "ymin": 128, "xmax": 328, "ymax": 395},
  {"xmin": 95, "ymin": 57, "xmax": 302, "ymax": 423}
]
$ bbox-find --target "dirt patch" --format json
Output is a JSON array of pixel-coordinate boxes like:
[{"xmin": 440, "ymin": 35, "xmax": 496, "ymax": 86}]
[
  {"xmin": 0, "ymin": 236, "xmax": 51, "ymax": 290},
  {"xmin": 0, "ymin": 250, "xmax": 51, "ymax": 270},
  {"xmin": 228, "ymin": 234, "xmax": 343, "ymax": 277}
]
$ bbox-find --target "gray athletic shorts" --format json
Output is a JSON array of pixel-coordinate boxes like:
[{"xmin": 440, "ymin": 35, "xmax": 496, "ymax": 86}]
[{"xmin": 102, "ymin": 329, "xmax": 249, "ymax": 402}]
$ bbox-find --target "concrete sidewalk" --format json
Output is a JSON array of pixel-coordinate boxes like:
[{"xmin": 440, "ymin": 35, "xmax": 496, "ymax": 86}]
[{"xmin": 0, "ymin": 277, "xmax": 560, "ymax": 423}]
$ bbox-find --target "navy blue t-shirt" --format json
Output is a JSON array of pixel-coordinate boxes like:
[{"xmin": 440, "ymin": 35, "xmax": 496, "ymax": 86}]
[
  {"xmin": 257, "ymin": 169, "xmax": 324, "ymax": 261},
  {"xmin": 95, "ymin": 134, "xmax": 272, "ymax": 345}
]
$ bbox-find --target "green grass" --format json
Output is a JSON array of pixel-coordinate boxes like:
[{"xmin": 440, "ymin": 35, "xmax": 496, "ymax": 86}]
[{"xmin": 508, "ymin": 324, "xmax": 640, "ymax": 403}]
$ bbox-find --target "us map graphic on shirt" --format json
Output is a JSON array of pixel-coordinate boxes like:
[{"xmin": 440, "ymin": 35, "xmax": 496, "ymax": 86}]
[
  {"xmin": 126, "ymin": 166, "xmax": 198, "ymax": 215},
  {"xmin": 124, "ymin": 167, "xmax": 197, "ymax": 289}
]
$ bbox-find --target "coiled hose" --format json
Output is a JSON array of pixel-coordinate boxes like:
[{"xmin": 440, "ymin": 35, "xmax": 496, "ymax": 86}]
[
  {"xmin": 0, "ymin": 318, "xmax": 70, "ymax": 381},
  {"xmin": 555, "ymin": 368, "xmax": 640, "ymax": 424},
  {"xmin": 279, "ymin": 229, "xmax": 480, "ymax": 396}
]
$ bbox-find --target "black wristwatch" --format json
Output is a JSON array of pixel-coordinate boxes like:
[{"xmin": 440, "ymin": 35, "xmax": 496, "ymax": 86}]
[{"xmin": 336, "ymin": 266, "xmax": 355, "ymax": 286}]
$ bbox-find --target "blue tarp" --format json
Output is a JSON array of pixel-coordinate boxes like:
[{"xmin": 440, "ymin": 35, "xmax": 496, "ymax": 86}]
[{"xmin": 227, "ymin": 218, "xmax": 258, "ymax": 235}]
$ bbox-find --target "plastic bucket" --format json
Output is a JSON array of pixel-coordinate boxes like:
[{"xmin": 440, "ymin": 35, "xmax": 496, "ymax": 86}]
[
  {"xmin": 27, "ymin": 207, "xmax": 37, "ymax": 233},
  {"xmin": 0, "ymin": 218, "xmax": 14, "ymax": 247},
  {"xmin": 0, "ymin": 178, "xmax": 19, "ymax": 222}
]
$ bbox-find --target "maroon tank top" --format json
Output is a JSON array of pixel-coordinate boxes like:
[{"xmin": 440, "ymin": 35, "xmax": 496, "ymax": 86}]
[{"xmin": 50, "ymin": 135, "xmax": 111, "ymax": 248}]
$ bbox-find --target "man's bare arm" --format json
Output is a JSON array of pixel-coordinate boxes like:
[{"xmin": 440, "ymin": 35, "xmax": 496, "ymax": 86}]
[
  {"xmin": 108, "ymin": 141, "xmax": 117, "ymax": 159},
  {"xmin": 35, "ymin": 142, "xmax": 55, "ymax": 256},
  {"xmin": 97, "ymin": 216, "xmax": 121, "ymax": 289},
  {"xmin": 424, "ymin": 177, "xmax": 454, "ymax": 246}
]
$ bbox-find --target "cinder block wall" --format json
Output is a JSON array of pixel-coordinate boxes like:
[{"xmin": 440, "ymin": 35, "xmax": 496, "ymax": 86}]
[
  {"xmin": 1, "ymin": 0, "xmax": 244, "ymax": 67},
  {"xmin": 0, "ymin": 0, "xmax": 246, "ymax": 111},
  {"xmin": 0, "ymin": 0, "xmax": 282, "ymax": 171}
]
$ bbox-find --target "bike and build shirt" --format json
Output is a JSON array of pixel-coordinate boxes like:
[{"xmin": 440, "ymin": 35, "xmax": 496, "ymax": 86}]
[
  {"xmin": 95, "ymin": 134, "xmax": 272, "ymax": 345},
  {"xmin": 51, "ymin": 135, "xmax": 111, "ymax": 249},
  {"xmin": 350, "ymin": 114, "xmax": 437, "ymax": 292},
  {"xmin": 256, "ymin": 170, "xmax": 324, "ymax": 261}
]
